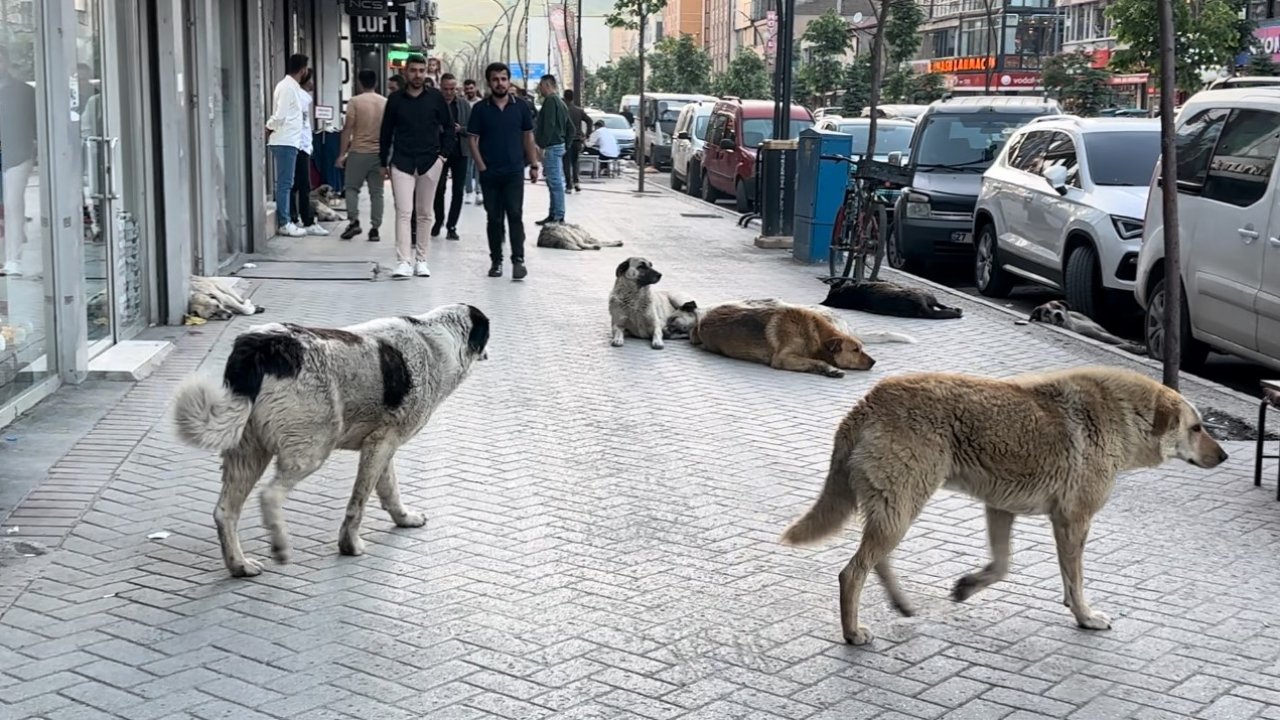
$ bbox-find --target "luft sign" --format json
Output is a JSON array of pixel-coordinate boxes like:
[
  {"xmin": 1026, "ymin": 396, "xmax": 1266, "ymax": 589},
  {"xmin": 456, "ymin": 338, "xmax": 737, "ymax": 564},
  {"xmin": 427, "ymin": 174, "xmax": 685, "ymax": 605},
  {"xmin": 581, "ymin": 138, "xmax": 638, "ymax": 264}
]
[
  {"xmin": 352, "ymin": 4, "xmax": 407, "ymax": 44},
  {"xmin": 928, "ymin": 56, "xmax": 995, "ymax": 74}
]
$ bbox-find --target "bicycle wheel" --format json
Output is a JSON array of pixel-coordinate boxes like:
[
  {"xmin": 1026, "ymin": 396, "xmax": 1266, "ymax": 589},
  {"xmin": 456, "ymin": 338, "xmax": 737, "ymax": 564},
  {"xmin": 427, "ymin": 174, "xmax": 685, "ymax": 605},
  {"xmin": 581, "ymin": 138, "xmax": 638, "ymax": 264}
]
[
  {"xmin": 867, "ymin": 203, "xmax": 887, "ymax": 282},
  {"xmin": 828, "ymin": 198, "xmax": 852, "ymax": 279}
]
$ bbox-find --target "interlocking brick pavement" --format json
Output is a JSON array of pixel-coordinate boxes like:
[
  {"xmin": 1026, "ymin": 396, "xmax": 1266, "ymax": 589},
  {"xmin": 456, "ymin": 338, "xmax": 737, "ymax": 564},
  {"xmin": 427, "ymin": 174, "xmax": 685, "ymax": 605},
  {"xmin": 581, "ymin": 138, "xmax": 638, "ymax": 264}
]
[{"xmin": 1, "ymin": 178, "xmax": 1277, "ymax": 719}]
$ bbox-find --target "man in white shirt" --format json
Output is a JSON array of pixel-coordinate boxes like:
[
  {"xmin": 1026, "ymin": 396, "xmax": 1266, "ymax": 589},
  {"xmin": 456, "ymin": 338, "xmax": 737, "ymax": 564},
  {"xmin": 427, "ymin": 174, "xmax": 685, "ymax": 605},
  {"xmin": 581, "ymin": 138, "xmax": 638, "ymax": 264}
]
[
  {"xmin": 586, "ymin": 119, "xmax": 620, "ymax": 161},
  {"xmin": 266, "ymin": 53, "xmax": 310, "ymax": 238}
]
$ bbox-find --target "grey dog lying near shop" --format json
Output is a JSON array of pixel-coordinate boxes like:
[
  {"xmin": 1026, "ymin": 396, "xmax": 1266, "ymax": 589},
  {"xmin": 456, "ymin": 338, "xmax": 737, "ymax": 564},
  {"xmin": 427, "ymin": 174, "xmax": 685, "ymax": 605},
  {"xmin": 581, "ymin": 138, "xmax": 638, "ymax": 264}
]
[
  {"xmin": 537, "ymin": 222, "xmax": 623, "ymax": 251},
  {"xmin": 187, "ymin": 276, "xmax": 265, "ymax": 321}
]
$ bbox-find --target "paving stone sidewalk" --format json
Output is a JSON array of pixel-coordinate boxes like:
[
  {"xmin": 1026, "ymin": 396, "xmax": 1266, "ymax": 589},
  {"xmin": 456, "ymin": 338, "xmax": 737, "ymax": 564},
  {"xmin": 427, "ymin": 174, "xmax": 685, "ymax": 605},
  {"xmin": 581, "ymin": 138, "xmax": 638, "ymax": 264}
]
[{"xmin": 1, "ymin": 178, "xmax": 1278, "ymax": 720}]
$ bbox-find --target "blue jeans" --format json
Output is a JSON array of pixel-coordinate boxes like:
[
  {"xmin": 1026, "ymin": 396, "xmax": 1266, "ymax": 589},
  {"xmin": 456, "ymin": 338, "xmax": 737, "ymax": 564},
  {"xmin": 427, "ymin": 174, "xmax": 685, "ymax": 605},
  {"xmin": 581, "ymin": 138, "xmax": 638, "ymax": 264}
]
[
  {"xmin": 270, "ymin": 145, "xmax": 298, "ymax": 227},
  {"xmin": 544, "ymin": 143, "xmax": 566, "ymax": 220}
]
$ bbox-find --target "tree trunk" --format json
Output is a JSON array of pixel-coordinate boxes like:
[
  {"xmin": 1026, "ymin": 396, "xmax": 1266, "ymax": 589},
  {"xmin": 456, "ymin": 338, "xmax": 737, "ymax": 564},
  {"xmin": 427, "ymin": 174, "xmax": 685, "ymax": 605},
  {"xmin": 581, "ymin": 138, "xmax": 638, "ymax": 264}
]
[
  {"xmin": 1157, "ymin": 0, "xmax": 1181, "ymax": 389},
  {"xmin": 864, "ymin": 0, "xmax": 891, "ymax": 162}
]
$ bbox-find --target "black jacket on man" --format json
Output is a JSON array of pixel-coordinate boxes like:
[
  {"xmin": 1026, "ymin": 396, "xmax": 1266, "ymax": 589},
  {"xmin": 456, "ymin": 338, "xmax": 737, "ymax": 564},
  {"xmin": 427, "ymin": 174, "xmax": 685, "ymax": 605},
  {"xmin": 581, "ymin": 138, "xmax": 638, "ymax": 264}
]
[{"xmin": 379, "ymin": 86, "xmax": 457, "ymax": 174}]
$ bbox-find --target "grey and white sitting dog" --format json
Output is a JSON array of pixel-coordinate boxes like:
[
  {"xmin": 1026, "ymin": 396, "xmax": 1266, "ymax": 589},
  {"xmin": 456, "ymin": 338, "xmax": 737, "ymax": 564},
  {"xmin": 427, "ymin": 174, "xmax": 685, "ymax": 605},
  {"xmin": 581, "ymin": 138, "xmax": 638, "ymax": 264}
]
[
  {"xmin": 171, "ymin": 304, "xmax": 490, "ymax": 578},
  {"xmin": 1029, "ymin": 300, "xmax": 1146, "ymax": 355},
  {"xmin": 609, "ymin": 257, "xmax": 699, "ymax": 349},
  {"xmin": 537, "ymin": 222, "xmax": 623, "ymax": 251}
]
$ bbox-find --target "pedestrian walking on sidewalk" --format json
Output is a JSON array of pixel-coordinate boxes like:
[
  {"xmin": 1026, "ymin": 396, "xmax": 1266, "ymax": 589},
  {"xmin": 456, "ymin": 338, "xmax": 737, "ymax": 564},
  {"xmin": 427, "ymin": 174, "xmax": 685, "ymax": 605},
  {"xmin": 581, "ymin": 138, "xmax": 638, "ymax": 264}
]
[
  {"xmin": 563, "ymin": 89, "xmax": 590, "ymax": 193},
  {"xmin": 431, "ymin": 74, "xmax": 471, "ymax": 241},
  {"xmin": 266, "ymin": 53, "xmax": 311, "ymax": 238},
  {"xmin": 289, "ymin": 70, "xmax": 328, "ymax": 237},
  {"xmin": 336, "ymin": 69, "xmax": 387, "ymax": 242},
  {"xmin": 463, "ymin": 78, "xmax": 484, "ymax": 206},
  {"xmin": 385, "ymin": 74, "xmax": 418, "ymax": 243},
  {"xmin": 379, "ymin": 53, "xmax": 456, "ymax": 279},
  {"xmin": 467, "ymin": 62, "xmax": 540, "ymax": 280},
  {"xmin": 533, "ymin": 74, "xmax": 574, "ymax": 225}
]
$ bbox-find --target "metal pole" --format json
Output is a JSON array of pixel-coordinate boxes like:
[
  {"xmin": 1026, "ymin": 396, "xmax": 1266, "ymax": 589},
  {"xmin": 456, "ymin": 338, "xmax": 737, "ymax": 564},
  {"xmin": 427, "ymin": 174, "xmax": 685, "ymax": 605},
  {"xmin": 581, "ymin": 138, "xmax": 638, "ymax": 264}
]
[
  {"xmin": 1157, "ymin": 0, "xmax": 1181, "ymax": 389},
  {"xmin": 638, "ymin": 5, "xmax": 647, "ymax": 191},
  {"xmin": 773, "ymin": 0, "xmax": 795, "ymax": 138}
]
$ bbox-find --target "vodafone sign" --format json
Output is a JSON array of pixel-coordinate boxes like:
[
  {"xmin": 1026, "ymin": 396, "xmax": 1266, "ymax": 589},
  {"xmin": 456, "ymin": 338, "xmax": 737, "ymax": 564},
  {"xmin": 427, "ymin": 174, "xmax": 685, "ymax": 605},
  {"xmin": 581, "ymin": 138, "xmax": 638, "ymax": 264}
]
[{"xmin": 948, "ymin": 71, "xmax": 1042, "ymax": 92}]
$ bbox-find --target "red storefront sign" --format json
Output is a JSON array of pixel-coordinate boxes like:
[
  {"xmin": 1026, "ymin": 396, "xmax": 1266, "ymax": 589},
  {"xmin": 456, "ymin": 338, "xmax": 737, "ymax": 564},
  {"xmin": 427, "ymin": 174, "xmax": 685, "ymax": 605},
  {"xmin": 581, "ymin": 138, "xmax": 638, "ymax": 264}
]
[
  {"xmin": 1088, "ymin": 48, "xmax": 1111, "ymax": 69},
  {"xmin": 1109, "ymin": 73, "xmax": 1149, "ymax": 86}
]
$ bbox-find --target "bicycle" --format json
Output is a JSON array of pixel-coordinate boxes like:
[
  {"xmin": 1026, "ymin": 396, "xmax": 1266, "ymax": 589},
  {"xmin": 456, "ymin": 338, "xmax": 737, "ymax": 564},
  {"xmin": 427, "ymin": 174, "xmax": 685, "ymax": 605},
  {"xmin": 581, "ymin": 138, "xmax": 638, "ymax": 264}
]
[{"xmin": 820, "ymin": 154, "xmax": 910, "ymax": 285}]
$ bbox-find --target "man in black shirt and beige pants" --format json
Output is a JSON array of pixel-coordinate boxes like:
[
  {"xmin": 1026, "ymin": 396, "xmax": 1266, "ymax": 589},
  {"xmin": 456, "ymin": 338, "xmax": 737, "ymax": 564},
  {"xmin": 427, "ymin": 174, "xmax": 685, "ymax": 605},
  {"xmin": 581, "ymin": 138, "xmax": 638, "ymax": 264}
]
[{"xmin": 379, "ymin": 54, "xmax": 456, "ymax": 279}]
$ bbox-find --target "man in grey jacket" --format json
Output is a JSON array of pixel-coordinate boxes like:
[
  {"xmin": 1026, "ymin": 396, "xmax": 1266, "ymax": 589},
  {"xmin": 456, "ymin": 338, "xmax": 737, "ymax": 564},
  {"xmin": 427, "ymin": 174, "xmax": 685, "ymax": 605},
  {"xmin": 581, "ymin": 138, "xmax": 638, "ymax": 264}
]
[{"xmin": 432, "ymin": 73, "xmax": 472, "ymax": 240}]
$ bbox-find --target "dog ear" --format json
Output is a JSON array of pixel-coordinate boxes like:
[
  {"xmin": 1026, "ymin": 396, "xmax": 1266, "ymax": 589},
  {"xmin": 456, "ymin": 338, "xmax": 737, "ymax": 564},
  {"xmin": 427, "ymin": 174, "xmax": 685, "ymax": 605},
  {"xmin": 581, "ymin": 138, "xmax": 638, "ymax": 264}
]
[
  {"xmin": 824, "ymin": 338, "xmax": 845, "ymax": 354},
  {"xmin": 615, "ymin": 259, "xmax": 631, "ymax": 277},
  {"xmin": 466, "ymin": 305, "xmax": 490, "ymax": 354},
  {"xmin": 680, "ymin": 300, "xmax": 697, "ymax": 312},
  {"xmin": 1151, "ymin": 392, "xmax": 1181, "ymax": 437}
]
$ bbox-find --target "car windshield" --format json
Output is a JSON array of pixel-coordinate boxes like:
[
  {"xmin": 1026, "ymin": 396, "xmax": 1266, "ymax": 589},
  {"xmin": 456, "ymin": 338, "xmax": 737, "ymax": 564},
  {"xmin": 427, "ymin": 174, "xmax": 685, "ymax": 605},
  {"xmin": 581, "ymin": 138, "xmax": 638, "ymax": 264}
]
[
  {"xmin": 1083, "ymin": 130, "xmax": 1161, "ymax": 186},
  {"xmin": 656, "ymin": 101, "xmax": 690, "ymax": 122},
  {"xmin": 840, "ymin": 123, "xmax": 914, "ymax": 156},
  {"xmin": 694, "ymin": 114, "xmax": 710, "ymax": 139},
  {"xmin": 741, "ymin": 118, "xmax": 814, "ymax": 146},
  {"xmin": 600, "ymin": 115, "xmax": 630, "ymax": 130},
  {"xmin": 913, "ymin": 112, "xmax": 1041, "ymax": 170}
]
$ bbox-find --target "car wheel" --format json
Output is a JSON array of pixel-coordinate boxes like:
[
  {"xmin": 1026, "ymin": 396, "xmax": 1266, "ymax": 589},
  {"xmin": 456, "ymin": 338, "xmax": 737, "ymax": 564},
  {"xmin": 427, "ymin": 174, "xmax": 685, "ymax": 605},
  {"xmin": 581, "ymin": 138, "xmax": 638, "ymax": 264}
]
[
  {"xmin": 974, "ymin": 223, "xmax": 1015, "ymax": 298},
  {"xmin": 735, "ymin": 180, "xmax": 751, "ymax": 213},
  {"xmin": 886, "ymin": 219, "xmax": 927, "ymax": 274},
  {"xmin": 702, "ymin": 171, "xmax": 721, "ymax": 203},
  {"xmin": 1145, "ymin": 277, "xmax": 1210, "ymax": 370},
  {"xmin": 1064, "ymin": 244, "xmax": 1104, "ymax": 320},
  {"xmin": 670, "ymin": 166, "xmax": 684, "ymax": 192},
  {"xmin": 687, "ymin": 159, "xmax": 703, "ymax": 197}
]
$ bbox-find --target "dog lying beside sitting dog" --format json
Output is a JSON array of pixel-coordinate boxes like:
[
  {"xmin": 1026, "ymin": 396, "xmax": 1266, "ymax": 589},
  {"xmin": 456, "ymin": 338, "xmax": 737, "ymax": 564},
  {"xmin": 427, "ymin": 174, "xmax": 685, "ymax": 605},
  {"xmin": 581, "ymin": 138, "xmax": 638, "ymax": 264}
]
[
  {"xmin": 821, "ymin": 280, "xmax": 963, "ymax": 320},
  {"xmin": 691, "ymin": 299, "xmax": 907, "ymax": 378},
  {"xmin": 538, "ymin": 223, "xmax": 623, "ymax": 251}
]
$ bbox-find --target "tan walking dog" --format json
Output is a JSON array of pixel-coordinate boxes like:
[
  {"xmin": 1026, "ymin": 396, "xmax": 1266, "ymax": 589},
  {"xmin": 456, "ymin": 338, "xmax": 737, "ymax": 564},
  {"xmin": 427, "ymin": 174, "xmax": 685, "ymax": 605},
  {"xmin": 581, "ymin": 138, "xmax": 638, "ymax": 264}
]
[{"xmin": 781, "ymin": 367, "xmax": 1228, "ymax": 645}]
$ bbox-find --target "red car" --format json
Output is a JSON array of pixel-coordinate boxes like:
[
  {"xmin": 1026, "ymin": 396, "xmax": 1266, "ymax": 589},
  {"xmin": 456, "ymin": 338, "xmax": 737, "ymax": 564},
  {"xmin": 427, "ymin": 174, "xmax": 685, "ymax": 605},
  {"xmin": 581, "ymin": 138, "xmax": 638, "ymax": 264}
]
[{"xmin": 699, "ymin": 98, "xmax": 814, "ymax": 212}]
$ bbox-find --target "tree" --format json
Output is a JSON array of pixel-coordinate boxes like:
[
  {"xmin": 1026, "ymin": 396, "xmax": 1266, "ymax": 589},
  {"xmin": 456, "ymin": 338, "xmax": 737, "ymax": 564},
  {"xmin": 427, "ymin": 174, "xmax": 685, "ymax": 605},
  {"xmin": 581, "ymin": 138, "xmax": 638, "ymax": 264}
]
[
  {"xmin": 910, "ymin": 72, "xmax": 947, "ymax": 103},
  {"xmin": 841, "ymin": 54, "xmax": 872, "ymax": 115},
  {"xmin": 606, "ymin": 0, "xmax": 667, "ymax": 188},
  {"xmin": 883, "ymin": 0, "xmax": 925, "ymax": 66},
  {"xmin": 590, "ymin": 55, "xmax": 641, "ymax": 112},
  {"xmin": 1246, "ymin": 52, "xmax": 1280, "ymax": 76},
  {"xmin": 1110, "ymin": 0, "xmax": 1250, "ymax": 93},
  {"xmin": 648, "ymin": 34, "xmax": 713, "ymax": 93},
  {"xmin": 1041, "ymin": 51, "xmax": 1113, "ymax": 116},
  {"xmin": 713, "ymin": 49, "xmax": 771, "ymax": 100},
  {"xmin": 797, "ymin": 11, "xmax": 852, "ymax": 104}
]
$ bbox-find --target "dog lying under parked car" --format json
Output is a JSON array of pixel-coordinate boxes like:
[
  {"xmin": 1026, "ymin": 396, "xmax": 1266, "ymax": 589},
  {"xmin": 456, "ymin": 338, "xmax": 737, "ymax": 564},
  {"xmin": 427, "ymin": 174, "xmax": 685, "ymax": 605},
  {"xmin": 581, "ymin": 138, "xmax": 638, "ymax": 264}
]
[{"xmin": 1029, "ymin": 300, "xmax": 1146, "ymax": 355}]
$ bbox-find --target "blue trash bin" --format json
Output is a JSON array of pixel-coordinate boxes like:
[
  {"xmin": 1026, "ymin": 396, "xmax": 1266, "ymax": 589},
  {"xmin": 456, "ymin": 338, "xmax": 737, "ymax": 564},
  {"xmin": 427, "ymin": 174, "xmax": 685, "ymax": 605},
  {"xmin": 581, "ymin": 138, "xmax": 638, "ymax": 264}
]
[{"xmin": 793, "ymin": 128, "xmax": 853, "ymax": 265}]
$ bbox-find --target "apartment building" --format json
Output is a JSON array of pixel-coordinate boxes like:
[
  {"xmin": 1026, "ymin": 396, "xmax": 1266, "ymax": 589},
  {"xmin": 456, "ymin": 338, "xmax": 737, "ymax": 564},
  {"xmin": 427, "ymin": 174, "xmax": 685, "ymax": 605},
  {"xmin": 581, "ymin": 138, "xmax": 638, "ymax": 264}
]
[{"xmin": 663, "ymin": 0, "xmax": 707, "ymax": 41}]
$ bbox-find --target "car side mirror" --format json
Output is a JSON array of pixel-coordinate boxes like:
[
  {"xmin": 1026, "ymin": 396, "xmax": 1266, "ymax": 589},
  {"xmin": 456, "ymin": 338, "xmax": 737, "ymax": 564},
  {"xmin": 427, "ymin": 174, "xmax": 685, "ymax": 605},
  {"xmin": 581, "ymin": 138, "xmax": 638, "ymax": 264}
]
[
  {"xmin": 887, "ymin": 151, "xmax": 903, "ymax": 166},
  {"xmin": 677, "ymin": 131, "xmax": 691, "ymax": 140},
  {"xmin": 719, "ymin": 138, "xmax": 736, "ymax": 150},
  {"xmin": 1043, "ymin": 165, "xmax": 1069, "ymax": 195}
]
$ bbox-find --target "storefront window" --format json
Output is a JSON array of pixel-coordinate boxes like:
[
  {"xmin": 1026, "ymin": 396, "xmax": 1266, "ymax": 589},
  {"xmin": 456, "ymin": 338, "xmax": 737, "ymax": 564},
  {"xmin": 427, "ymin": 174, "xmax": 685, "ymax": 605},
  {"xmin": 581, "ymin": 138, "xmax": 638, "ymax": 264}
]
[
  {"xmin": 0, "ymin": 29, "xmax": 55, "ymax": 407},
  {"xmin": 1004, "ymin": 13, "xmax": 1059, "ymax": 69}
]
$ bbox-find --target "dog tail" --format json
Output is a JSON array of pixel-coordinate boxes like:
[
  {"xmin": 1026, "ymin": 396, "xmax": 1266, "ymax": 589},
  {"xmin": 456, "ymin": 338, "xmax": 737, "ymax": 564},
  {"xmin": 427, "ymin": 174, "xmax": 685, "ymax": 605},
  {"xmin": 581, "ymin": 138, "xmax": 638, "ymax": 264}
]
[
  {"xmin": 171, "ymin": 376, "xmax": 253, "ymax": 452},
  {"xmin": 780, "ymin": 411, "xmax": 863, "ymax": 546},
  {"xmin": 858, "ymin": 330, "xmax": 917, "ymax": 345}
]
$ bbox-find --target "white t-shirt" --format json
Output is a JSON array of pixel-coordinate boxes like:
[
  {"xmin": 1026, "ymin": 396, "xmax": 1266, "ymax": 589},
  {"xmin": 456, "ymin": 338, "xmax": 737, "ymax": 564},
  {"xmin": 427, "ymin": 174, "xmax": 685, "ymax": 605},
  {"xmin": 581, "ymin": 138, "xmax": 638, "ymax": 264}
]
[{"xmin": 588, "ymin": 128, "xmax": 619, "ymax": 158}]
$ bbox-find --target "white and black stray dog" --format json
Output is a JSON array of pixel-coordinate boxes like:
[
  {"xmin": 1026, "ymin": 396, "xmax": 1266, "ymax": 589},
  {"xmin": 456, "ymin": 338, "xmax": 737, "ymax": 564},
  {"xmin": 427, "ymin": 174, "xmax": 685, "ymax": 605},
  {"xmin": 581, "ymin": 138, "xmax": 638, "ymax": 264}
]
[
  {"xmin": 821, "ymin": 280, "xmax": 963, "ymax": 320},
  {"xmin": 1029, "ymin": 300, "xmax": 1146, "ymax": 355},
  {"xmin": 171, "ymin": 304, "xmax": 490, "ymax": 578}
]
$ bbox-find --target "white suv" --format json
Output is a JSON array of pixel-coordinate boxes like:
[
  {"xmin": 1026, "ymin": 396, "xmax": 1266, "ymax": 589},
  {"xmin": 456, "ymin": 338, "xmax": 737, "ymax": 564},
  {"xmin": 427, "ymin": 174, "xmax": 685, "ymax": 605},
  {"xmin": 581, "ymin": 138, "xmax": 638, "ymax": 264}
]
[
  {"xmin": 973, "ymin": 116, "xmax": 1161, "ymax": 322},
  {"xmin": 1134, "ymin": 88, "xmax": 1280, "ymax": 371},
  {"xmin": 670, "ymin": 100, "xmax": 713, "ymax": 196}
]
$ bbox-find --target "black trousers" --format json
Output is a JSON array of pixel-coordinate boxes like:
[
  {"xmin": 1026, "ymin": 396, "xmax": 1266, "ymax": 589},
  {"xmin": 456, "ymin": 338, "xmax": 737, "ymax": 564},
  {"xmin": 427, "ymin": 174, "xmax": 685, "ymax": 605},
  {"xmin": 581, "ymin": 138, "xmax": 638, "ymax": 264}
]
[
  {"xmin": 563, "ymin": 141, "xmax": 581, "ymax": 188},
  {"xmin": 290, "ymin": 150, "xmax": 314, "ymax": 226},
  {"xmin": 433, "ymin": 154, "xmax": 469, "ymax": 231},
  {"xmin": 479, "ymin": 171, "xmax": 525, "ymax": 263}
]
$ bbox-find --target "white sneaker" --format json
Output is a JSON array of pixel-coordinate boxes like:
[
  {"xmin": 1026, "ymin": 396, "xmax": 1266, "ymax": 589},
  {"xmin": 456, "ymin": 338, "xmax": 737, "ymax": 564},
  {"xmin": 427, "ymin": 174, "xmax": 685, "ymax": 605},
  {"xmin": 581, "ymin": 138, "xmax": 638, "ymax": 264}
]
[
  {"xmin": 414, "ymin": 261, "xmax": 432, "ymax": 277},
  {"xmin": 280, "ymin": 222, "xmax": 307, "ymax": 238},
  {"xmin": 474, "ymin": 193, "xmax": 484, "ymax": 205},
  {"xmin": 304, "ymin": 224, "xmax": 330, "ymax": 236},
  {"xmin": 0, "ymin": 261, "xmax": 21, "ymax": 276},
  {"xmin": 391, "ymin": 262, "xmax": 413, "ymax": 279}
]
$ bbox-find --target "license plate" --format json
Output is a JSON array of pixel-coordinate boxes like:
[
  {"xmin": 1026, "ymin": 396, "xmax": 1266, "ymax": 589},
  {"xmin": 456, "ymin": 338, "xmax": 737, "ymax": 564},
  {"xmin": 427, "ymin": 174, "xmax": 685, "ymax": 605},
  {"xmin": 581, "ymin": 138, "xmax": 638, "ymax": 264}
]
[{"xmin": 951, "ymin": 231, "xmax": 972, "ymax": 243}]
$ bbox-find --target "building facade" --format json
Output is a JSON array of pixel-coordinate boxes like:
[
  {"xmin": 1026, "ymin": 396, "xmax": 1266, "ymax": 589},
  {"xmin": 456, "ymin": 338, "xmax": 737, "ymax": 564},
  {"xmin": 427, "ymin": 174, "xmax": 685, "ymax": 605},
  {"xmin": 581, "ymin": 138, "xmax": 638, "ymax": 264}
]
[
  {"xmin": 663, "ymin": 0, "xmax": 707, "ymax": 42},
  {"xmin": 1056, "ymin": 0, "xmax": 1148, "ymax": 107},
  {"xmin": 912, "ymin": 0, "xmax": 1060, "ymax": 94}
]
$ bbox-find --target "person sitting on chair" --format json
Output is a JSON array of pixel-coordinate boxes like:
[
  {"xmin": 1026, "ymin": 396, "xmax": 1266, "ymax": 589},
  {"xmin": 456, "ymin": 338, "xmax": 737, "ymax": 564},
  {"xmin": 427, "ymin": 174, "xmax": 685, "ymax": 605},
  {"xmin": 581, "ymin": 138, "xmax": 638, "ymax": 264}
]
[{"xmin": 585, "ymin": 119, "xmax": 620, "ymax": 176}]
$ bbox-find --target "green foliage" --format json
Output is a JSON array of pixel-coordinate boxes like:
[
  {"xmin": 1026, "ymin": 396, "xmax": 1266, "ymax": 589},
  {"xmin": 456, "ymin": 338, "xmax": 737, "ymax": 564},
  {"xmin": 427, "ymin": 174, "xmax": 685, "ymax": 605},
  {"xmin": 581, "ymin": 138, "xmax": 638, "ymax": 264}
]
[
  {"xmin": 713, "ymin": 49, "xmax": 772, "ymax": 100},
  {"xmin": 1041, "ymin": 51, "xmax": 1113, "ymax": 116},
  {"xmin": 1246, "ymin": 53, "xmax": 1280, "ymax": 77},
  {"xmin": 648, "ymin": 34, "xmax": 713, "ymax": 93},
  {"xmin": 840, "ymin": 55, "xmax": 872, "ymax": 116},
  {"xmin": 803, "ymin": 10, "xmax": 854, "ymax": 57},
  {"xmin": 1109, "ymin": 0, "xmax": 1251, "ymax": 94},
  {"xmin": 797, "ymin": 56, "xmax": 846, "ymax": 104},
  {"xmin": 911, "ymin": 72, "xmax": 947, "ymax": 104},
  {"xmin": 605, "ymin": 0, "xmax": 669, "ymax": 29},
  {"xmin": 884, "ymin": 0, "xmax": 926, "ymax": 66},
  {"xmin": 880, "ymin": 68, "xmax": 948, "ymax": 105},
  {"xmin": 589, "ymin": 55, "xmax": 641, "ymax": 111},
  {"xmin": 797, "ymin": 11, "xmax": 852, "ymax": 104}
]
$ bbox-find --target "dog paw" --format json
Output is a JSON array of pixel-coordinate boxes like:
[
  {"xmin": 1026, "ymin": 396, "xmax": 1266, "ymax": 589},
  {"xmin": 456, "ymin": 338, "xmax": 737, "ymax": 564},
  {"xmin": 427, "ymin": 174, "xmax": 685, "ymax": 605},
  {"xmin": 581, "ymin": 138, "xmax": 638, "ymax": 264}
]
[
  {"xmin": 228, "ymin": 558, "xmax": 264, "ymax": 578},
  {"xmin": 394, "ymin": 511, "xmax": 428, "ymax": 528},
  {"xmin": 825, "ymin": 368, "xmax": 845, "ymax": 378},
  {"xmin": 650, "ymin": 340, "xmax": 665, "ymax": 350},
  {"xmin": 951, "ymin": 574, "xmax": 983, "ymax": 602},
  {"xmin": 610, "ymin": 338, "xmax": 624, "ymax": 347},
  {"xmin": 891, "ymin": 598, "xmax": 916, "ymax": 617},
  {"xmin": 1077, "ymin": 611, "xmax": 1112, "ymax": 631},
  {"xmin": 270, "ymin": 542, "xmax": 291, "ymax": 565},
  {"xmin": 338, "ymin": 533, "xmax": 366, "ymax": 557},
  {"xmin": 843, "ymin": 624, "xmax": 873, "ymax": 646}
]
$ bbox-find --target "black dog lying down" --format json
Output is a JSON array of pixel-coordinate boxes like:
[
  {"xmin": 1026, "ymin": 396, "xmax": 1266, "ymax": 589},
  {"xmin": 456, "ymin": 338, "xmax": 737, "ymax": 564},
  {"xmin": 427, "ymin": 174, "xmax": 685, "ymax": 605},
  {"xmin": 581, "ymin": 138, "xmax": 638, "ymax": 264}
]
[{"xmin": 821, "ymin": 280, "xmax": 963, "ymax": 320}]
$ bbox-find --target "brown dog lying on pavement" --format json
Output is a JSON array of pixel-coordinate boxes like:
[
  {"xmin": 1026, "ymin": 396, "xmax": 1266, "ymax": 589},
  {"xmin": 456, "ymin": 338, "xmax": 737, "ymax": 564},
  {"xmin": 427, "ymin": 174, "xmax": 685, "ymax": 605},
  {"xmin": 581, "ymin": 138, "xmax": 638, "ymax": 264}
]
[
  {"xmin": 780, "ymin": 366, "xmax": 1229, "ymax": 646},
  {"xmin": 690, "ymin": 300, "xmax": 876, "ymax": 377}
]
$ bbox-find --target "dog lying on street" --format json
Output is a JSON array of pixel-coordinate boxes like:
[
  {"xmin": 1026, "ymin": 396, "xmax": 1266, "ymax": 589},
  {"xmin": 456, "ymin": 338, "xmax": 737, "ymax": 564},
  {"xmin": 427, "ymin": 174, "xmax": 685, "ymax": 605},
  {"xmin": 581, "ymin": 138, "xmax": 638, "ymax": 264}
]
[
  {"xmin": 609, "ymin": 257, "xmax": 699, "ymax": 349},
  {"xmin": 171, "ymin": 304, "xmax": 490, "ymax": 578},
  {"xmin": 821, "ymin": 280, "xmax": 963, "ymax": 319},
  {"xmin": 537, "ymin": 222, "xmax": 623, "ymax": 251},
  {"xmin": 1029, "ymin": 300, "xmax": 1147, "ymax": 355},
  {"xmin": 188, "ymin": 276, "xmax": 266, "ymax": 321},
  {"xmin": 781, "ymin": 366, "xmax": 1228, "ymax": 645},
  {"xmin": 691, "ymin": 299, "xmax": 886, "ymax": 377}
]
